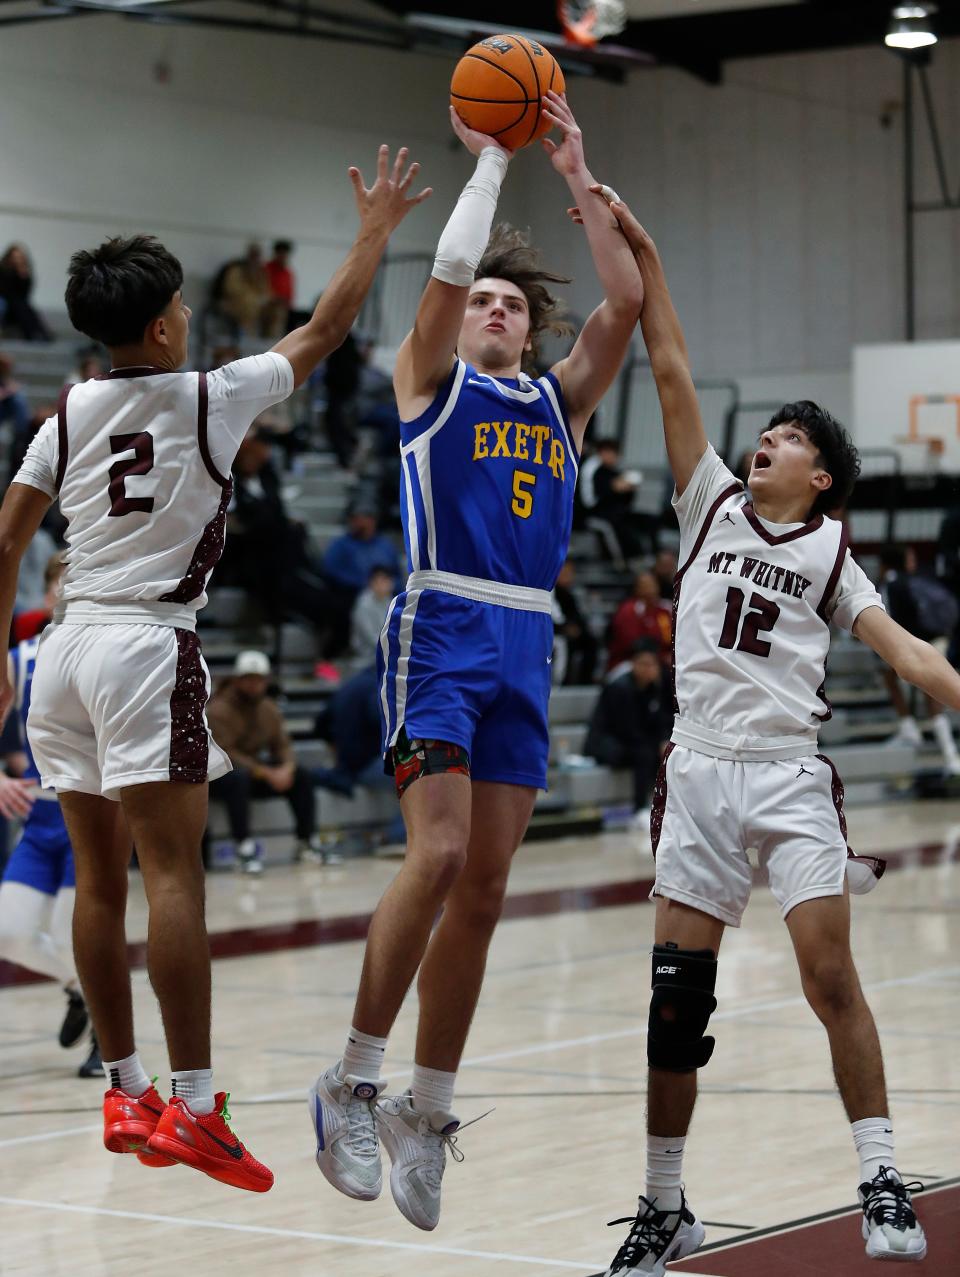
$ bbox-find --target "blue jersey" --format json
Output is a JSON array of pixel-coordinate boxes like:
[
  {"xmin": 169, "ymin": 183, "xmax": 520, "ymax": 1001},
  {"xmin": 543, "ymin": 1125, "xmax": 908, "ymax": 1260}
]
[
  {"xmin": 11, "ymin": 637, "xmax": 43, "ymax": 784},
  {"xmin": 399, "ymin": 359, "xmax": 578, "ymax": 589}
]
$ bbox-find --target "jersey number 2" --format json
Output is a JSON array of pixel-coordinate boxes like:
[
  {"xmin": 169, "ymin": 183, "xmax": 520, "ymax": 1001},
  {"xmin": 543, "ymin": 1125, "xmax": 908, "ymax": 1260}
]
[
  {"xmin": 512, "ymin": 469, "xmax": 536, "ymax": 519},
  {"xmin": 108, "ymin": 432, "xmax": 155, "ymax": 517},
  {"xmin": 718, "ymin": 586, "xmax": 780, "ymax": 658}
]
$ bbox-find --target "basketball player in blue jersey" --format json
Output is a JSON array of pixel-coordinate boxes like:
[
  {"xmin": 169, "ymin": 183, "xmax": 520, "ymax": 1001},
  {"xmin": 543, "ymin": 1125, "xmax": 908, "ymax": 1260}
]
[
  {"xmin": 0, "ymin": 620, "xmax": 107, "ymax": 1077},
  {"xmin": 310, "ymin": 91, "xmax": 644, "ymax": 1229}
]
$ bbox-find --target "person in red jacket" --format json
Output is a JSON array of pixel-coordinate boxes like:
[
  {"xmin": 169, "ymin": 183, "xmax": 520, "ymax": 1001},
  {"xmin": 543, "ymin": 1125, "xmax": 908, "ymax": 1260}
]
[{"xmin": 606, "ymin": 569, "xmax": 672, "ymax": 671}]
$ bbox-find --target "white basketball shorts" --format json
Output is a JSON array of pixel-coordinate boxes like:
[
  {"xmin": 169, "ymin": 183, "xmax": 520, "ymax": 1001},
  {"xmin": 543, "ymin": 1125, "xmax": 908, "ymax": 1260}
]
[
  {"xmin": 650, "ymin": 745, "xmax": 850, "ymax": 927},
  {"xmin": 27, "ymin": 623, "xmax": 230, "ymax": 799}
]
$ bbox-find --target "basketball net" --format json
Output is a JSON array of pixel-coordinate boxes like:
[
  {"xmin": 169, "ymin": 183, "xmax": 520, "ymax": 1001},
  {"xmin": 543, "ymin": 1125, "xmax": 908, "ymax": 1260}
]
[{"xmin": 558, "ymin": 0, "xmax": 627, "ymax": 47}]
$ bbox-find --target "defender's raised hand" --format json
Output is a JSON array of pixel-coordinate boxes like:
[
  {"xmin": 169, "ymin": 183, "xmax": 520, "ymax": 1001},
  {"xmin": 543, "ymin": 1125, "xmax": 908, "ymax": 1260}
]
[
  {"xmin": 540, "ymin": 90, "xmax": 587, "ymax": 178},
  {"xmin": 568, "ymin": 183, "xmax": 652, "ymax": 257},
  {"xmin": 348, "ymin": 144, "xmax": 432, "ymax": 235}
]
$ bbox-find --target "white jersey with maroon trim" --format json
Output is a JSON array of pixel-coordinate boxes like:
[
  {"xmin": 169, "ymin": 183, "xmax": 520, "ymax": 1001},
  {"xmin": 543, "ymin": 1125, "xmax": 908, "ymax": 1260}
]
[
  {"xmin": 670, "ymin": 447, "xmax": 883, "ymax": 759},
  {"xmin": 14, "ymin": 353, "xmax": 293, "ymax": 627}
]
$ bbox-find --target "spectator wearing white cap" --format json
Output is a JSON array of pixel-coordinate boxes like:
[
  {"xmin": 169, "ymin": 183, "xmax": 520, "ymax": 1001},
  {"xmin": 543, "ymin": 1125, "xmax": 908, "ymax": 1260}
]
[{"xmin": 207, "ymin": 650, "xmax": 324, "ymax": 871}]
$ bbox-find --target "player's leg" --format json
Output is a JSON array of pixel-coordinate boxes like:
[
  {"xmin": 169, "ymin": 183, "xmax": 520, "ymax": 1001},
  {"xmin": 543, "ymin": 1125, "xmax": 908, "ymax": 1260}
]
[
  {"xmin": 310, "ymin": 753, "xmax": 472, "ymax": 1202},
  {"xmin": 375, "ymin": 779, "xmax": 536, "ymax": 1230},
  {"xmin": 787, "ymin": 892, "xmax": 926, "ymax": 1260},
  {"xmin": 118, "ymin": 779, "xmax": 272, "ymax": 1190}
]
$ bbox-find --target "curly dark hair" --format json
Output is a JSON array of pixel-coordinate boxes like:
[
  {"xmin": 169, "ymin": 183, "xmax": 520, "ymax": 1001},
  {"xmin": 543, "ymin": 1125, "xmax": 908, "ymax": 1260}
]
[
  {"xmin": 766, "ymin": 400, "xmax": 861, "ymax": 518},
  {"xmin": 475, "ymin": 224, "xmax": 573, "ymax": 373},
  {"xmin": 65, "ymin": 234, "xmax": 183, "ymax": 347}
]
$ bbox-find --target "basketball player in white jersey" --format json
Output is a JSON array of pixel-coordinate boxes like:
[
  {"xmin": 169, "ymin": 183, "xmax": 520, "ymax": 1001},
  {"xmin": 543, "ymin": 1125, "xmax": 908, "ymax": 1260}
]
[
  {"xmin": 310, "ymin": 91, "xmax": 643, "ymax": 1230},
  {"xmin": 566, "ymin": 190, "xmax": 956, "ymax": 1271},
  {"xmin": 0, "ymin": 144, "xmax": 429, "ymax": 1192}
]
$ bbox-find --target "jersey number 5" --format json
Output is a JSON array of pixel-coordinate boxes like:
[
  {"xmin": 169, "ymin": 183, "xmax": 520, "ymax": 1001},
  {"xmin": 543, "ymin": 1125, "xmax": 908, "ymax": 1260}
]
[
  {"xmin": 512, "ymin": 469, "xmax": 536, "ymax": 519},
  {"xmin": 718, "ymin": 586, "xmax": 780, "ymax": 658},
  {"xmin": 108, "ymin": 432, "xmax": 155, "ymax": 517}
]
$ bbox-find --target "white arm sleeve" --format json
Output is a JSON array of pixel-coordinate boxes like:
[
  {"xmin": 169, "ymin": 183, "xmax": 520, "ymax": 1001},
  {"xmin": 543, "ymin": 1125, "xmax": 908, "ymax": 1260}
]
[
  {"xmin": 432, "ymin": 148, "xmax": 510, "ymax": 288},
  {"xmin": 12, "ymin": 413, "xmax": 58, "ymax": 498}
]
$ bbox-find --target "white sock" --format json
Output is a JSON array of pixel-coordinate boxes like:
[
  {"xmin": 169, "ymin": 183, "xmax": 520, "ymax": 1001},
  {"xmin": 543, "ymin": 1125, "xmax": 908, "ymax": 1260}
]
[
  {"xmin": 411, "ymin": 1063, "xmax": 457, "ymax": 1120},
  {"xmin": 103, "ymin": 1051, "xmax": 151, "ymax": 1097},
  {"xmin": 171, "ymin": 1068, "xmax": 215, "ymax": 1115},
  {"xmin": 646, "ymin": 1134, "xmax": 686, "ymax": 1214},
  {"xmin": 341, "ymin": 1026, "xmax": 387, "ymax": 1081},
  {"xmin": 897, "ymin": 714, "xmax": 922, "ymax": 744},
  {"xmin": 929, "ymin": 713, "xmax": 960, "ymax": 766},
  {"xmin": 852, "ymin": 1116, "xmax": 896, "ymax": 1185}
]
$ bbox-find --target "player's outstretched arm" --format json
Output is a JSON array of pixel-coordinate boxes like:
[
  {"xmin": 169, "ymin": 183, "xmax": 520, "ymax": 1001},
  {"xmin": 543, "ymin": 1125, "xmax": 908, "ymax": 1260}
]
[
  {"xmin": 854, "ymin": 606, "xmax": 960, "ymax": 708},
  {"xmin": 394, "ymin": 110, "xmax": 511, "ymax": 417},
  {"xmin": 0, "ymin": 484, "xmax": 54, "ymax": 726},
  {"xmin": 273, "ymin": 145, "xmax": 431, "ymax": 388},
  {"xmin": 591, "ymin": 192, "xmax": 708, "ymax": 497},
  {"xmin": 541, "ymin": 92, "xmax": 643, "ymax": 447}
]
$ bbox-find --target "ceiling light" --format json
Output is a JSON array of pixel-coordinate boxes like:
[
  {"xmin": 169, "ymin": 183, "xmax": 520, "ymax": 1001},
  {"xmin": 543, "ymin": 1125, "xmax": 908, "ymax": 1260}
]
[{"xmin": 885, "ymin": 4, "xmax": 938, "ymax": 50}]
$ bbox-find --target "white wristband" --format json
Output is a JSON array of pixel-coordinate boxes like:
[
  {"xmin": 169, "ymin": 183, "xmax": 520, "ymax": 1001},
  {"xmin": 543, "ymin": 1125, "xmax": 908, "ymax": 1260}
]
[{"xmin": 432, "ymin": 147, "xmax": 510, "ymax": 288}]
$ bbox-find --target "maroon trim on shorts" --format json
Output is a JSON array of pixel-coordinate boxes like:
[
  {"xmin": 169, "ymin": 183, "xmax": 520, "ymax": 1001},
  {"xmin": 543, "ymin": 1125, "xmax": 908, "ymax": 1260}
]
[
  {"xmin": 54, "ymin": 385, "xmax": 70, "ymax": 492},
  {"xmin": 158, "ymin": 374, "xmax": 232, "ymax": 604},
  {"xmin": 816, "ymin": 751, "xmax": 886, "ymax": 882},
  {"xmin": 742, "ymin": 502, "xmax": 824, "ymax": 546},
  {"xmin": 815, "ymin": 522, "xmax": 850, "ymax": 621},
  {"xmin": 650, "ymin": 742, "xmax": 674, "ymax": 855},
  {"xmin": 168, "ymin": 629, "xmax": 210, "ymax": 783}
]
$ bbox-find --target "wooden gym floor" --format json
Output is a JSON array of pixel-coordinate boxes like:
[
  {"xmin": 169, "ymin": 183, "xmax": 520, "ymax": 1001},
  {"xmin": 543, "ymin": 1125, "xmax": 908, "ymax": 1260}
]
[{"xmin": 1, "ymin": 798, "xmax": 957, "ymax": 1275}]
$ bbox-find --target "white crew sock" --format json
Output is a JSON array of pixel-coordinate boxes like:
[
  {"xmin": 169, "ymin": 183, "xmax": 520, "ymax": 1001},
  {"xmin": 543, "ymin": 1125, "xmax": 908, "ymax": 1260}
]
[
  {"xmin": 103, "ymin": 1051, "xmax": 151, "ymax": 1097},
  {"xmin": 929, "ymin": 713, "xmax": 960, "ymax": 768},
  {"xmin": 411, "ymin": 1064, "xmax": 457, "ymax": 1121},
  {"xmin": 341, "ymin": 1026, "xmax": 387, "ymax": 1081},
  {"xmin": 646, "ymin": 1134, "xmax": 686, "ymax": 1214},
  {"xmin": 852, "ymin": 1116, "xmax": 897, "ymax": 1185},
  {"xmin": 896, "ymin": 715, "xmax": 922, "ymax": 746},
  {"xmin": 171, "ymin": 1068, "xmax": 215, "ymax": 1115}
]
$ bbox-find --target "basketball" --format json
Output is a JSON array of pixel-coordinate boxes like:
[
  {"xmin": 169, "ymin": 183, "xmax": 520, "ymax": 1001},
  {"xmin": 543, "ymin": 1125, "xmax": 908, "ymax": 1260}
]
[{"xmin": 450, "ymin": 34, "xmax": 565, "ymax": 152}]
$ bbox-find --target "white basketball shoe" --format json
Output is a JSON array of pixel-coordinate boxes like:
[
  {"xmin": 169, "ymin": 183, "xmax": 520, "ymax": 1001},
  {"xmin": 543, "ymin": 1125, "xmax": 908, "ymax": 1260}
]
[
  {"xmin": 376, "ymin": 1090, "xmax": 463, "ymax": 1231},
  {"xmin": 859, "ymin": 1166, "xmax": 927, "ymax": 1261},
  {"xmin": 601, "ymin": 1192, "xmax": 705, "ymax": 1275},
  {"xmin": 308, "ymin": 1063, "xmax": 385, "ymax": 1200}
]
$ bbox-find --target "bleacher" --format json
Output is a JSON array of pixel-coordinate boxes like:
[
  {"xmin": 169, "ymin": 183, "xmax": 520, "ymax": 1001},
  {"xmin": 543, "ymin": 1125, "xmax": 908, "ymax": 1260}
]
[{"xmin": 3, "ymin": 304, "xmax": 957, "ymax": 869}]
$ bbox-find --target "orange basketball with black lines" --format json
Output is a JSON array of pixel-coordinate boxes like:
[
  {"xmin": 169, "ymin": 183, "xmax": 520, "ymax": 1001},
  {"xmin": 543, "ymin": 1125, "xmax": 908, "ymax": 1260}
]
[{"xmin": 450, "ymin": 34, "xmax": 565, "ymax": 152}]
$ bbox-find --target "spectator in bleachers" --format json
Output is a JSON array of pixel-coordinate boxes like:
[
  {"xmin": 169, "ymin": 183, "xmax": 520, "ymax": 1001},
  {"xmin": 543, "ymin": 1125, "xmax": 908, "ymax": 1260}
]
[
  {"xmin": 213, "ymin": 243, "xmax": 271, "ymax": 337},
  {"xmin": 12, "ymin": 552, "xmax": 63, "ymax": 644},
  {"xmin": 351, "ymin": 566, "xmax": 394, "ymax": 664},
  {"xmin": 6, "ymin": 399, "xmax": 55, "ymax": 489},
  {"xmin": 585, "ymin": 638, "xmax": 673, "ymax": 823},
  {"xmin": 14, "ymin": 525, "xmax": 60, "ymax": 621},
  {"xmin": 323, "ymin": 328, "xmax": 365, "ymax": 469},
  {"xmin": 208, "ymin": 651, "xmax": 326, "ymax": 873},
  {"xmin": 653, "ymin": 548, "xmax": 678, "ymax": 603},
  {"xmin": 312, "ymin": 665, "xmax": 407, "ymax": 847},
  {"xmin": 606, "ymin": 569, "xmax": 672, "ymax": 672},
  {"xmin": 210, "ymin": 342, "xmax": 242, "ymax": 369},
  {"xmin": 0, "ymin": 244, "xmax": 52, "ymax": 342},
  {"xmin": 265, "ymin": 240, "xmax": 295, "ymax": 331},
  {"xmin": 63, "ymin": 348, "xmax": 104, "ymax": 388},
  {"xmin": 551, "ymin": 559, "xmax": 598, "ymax": 686},
  {"xmin": 579, "ymin": 437, "xmax": 655, "ymax": 562},
  {"xmin": 322, "ymin": 501, "xmax": 400, "ymax": 655},
  {"xmin": 0, "ymin": 352, "xmax": 31, "ymax": 453},
  {"xmin": 880, "ymin": 546, "xmax": 960, "ymax": 774},
  {"xmin": 936, "ymin": 505, "xmax": 960, "ymax": 666}
]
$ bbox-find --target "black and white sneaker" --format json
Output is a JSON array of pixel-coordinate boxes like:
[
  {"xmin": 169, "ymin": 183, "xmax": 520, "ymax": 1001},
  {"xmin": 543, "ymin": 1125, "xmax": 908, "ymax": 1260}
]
[
  {"xmin": 59, "ymin": 988, "xmax": 88, "ymax": 1048},
  {"xmin": 77, "ymin": 1031, "xmax": 102, "ymax": 1079},
  {"xmin": 600, "ymin": 1192, "xmax": 705, "ymax": 1276},
  {"xmin": 859, "ymin": 1166, "xmax": 927, "ymax": 1261}
]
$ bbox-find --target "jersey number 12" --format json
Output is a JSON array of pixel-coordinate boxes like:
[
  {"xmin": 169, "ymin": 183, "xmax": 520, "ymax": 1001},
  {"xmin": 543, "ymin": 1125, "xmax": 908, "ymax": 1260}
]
[{"xmin": 718, "ymin": 586, "xmax": 780, "ymax": 658}]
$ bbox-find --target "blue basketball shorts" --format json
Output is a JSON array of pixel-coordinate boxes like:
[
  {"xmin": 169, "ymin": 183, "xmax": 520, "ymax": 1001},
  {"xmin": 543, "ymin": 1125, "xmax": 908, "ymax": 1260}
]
[
  {"xmin": 377, "ymin": 589, "xmax": 553, "ymax": 790},
  {"xmin": 2, "ymin": 800, "xmax": 74, "ymax": 894}
]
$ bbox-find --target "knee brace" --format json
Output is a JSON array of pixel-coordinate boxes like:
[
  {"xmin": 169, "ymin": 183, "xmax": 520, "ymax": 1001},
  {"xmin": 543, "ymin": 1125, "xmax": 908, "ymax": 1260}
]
[{"xmin": 647, "ymin": 943, "xmax": 718, "ymax": 1073}]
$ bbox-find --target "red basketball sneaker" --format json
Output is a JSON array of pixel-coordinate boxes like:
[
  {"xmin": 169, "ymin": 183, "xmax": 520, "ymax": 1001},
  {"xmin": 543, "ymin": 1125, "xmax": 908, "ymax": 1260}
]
[
  {"xmin": 103, "ymin": 1083, "xmax": 177, "ymax": 1167},
  {"xmin": 145, "ymin": 1092, "xmax": 273, "ymax": 1192}
]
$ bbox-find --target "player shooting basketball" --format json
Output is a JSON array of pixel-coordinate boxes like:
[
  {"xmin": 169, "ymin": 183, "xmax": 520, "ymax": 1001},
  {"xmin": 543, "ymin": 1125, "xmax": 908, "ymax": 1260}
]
[
  {"xmin": 566, "ymin": 187, "xmax": 956, "ymax": 1272},
  {"xmin": 309, "ymin": 90, "xmax": 643, "ymax": 1229}
]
